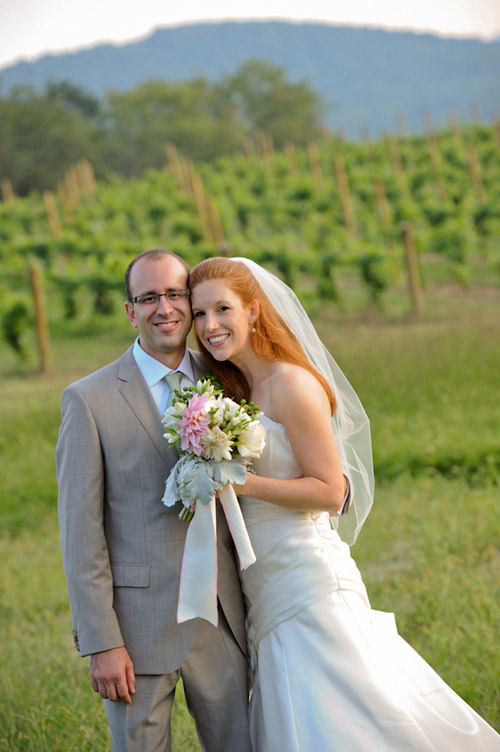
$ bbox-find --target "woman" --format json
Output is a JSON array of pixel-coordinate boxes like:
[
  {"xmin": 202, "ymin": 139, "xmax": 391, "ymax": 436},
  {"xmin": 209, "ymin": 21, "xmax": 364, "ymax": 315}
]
[{"xmin": 189, "ymin": 256, "xmax": 499, "ymax": 751}]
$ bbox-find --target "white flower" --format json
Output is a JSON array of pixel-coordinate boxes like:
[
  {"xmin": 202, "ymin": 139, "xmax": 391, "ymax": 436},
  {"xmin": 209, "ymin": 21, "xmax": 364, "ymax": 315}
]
[
  {"xmin": 201, "ymin": 426, "xmax": 233, "ymax": 462},
  {"xmin": 196, "ymin": 378, "xmax": 217, "ymax": 397},
  {"xmin": 204, "ymin": 397, "xmax": 225, "ymax": 427},
  {"xmin": 161, "ymin": 402, "xmax": 186, "ymax": 429},
  {"xmin": 237, "ymin": 421, "xmax": 266, "ymax": 459},
  {"xmin": 222, "ymin": 397, "xmax": 241, "ymax": 418}
]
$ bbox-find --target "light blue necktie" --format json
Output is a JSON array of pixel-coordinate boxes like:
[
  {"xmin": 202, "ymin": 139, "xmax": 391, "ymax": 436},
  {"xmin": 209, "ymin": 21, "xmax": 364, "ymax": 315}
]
[{"xmin": 163, "ymin": 371, "xmax": 183, "ymax": 408}]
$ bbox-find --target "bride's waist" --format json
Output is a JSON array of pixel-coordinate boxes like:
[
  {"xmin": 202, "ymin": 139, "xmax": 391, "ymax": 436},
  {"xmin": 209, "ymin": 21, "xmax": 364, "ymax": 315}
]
[{"xmin": 240, "ymin": 496, "xmax": 331, "ymax": 526}]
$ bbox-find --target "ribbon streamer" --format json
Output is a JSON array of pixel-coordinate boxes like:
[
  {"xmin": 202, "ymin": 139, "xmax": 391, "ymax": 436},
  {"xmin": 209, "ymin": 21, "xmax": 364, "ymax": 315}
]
[
  {"xmin": 218, "ymin": 483, "xmax": 256, "ymax": 570},
  {"xmin": 176, "ymin": 483, "xmax": 256, "ymax": 626}
]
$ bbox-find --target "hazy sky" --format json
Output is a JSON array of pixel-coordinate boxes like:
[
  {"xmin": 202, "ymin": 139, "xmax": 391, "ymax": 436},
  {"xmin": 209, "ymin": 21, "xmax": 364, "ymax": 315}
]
[{"xmin": 1, "ymin": 0, "xmax": 499, "ymax": 69}]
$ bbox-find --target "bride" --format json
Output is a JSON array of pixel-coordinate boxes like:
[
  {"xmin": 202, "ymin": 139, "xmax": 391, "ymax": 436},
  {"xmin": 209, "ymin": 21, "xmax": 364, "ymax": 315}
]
[{"xmin": 188, "ymin": 256, "xmax": 499, "ymax": 751}]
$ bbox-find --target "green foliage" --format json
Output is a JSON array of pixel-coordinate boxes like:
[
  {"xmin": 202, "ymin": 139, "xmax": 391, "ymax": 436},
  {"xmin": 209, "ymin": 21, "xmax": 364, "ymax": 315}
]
[
  {"xmin": 1, "ymin": 61, "xmax": 326, "ymax": 194},
  {"xmin": 0, "ymin": 122, "xmax": 499, "ymax": 359},
  {"xmin": 215, "ymin": 59, "xmax": 325, "ymax": 147},
  {"xmin": 0, "ymin": 84, "xmax": 101, "ymax": 195},
  {"xmin": 99, "ymin": 78, "xmax": 245, "ymax": 176},
  {"xmin": 1, "ymin": 298, "xmax": 31, "ymax": 358}
]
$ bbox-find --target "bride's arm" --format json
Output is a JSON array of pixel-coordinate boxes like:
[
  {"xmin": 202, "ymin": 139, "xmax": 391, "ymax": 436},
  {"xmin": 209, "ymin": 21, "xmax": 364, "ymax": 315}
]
[{"xmin": 234, "ymin": 366, "xmax": 346, "ymax": 515}]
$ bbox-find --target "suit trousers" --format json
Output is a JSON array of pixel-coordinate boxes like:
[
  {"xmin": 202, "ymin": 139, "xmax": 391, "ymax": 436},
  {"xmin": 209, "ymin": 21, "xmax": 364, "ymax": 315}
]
[{"xmin": 104, "ymin": 610, "xmax": 251, "ymax": 752}]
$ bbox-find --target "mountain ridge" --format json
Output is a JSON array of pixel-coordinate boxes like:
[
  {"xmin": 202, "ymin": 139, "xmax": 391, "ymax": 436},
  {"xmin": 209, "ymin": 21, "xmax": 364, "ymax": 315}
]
[{"xmin": 1, "ymin": 20, "xmax": 498, "ymax": 136}]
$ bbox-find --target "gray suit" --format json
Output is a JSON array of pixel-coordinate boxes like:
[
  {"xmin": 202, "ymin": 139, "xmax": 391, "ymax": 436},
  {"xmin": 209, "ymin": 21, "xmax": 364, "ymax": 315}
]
[{"xmin": 57, "ymin": 346, "xmax": 250, "ymax": 750}]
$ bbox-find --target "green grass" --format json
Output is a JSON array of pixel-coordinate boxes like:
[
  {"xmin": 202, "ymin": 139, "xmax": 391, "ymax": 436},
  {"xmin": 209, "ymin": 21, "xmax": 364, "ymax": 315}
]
[{"xmin": 1, "ymin": 288, "xmax": 499, "ymax": 748}]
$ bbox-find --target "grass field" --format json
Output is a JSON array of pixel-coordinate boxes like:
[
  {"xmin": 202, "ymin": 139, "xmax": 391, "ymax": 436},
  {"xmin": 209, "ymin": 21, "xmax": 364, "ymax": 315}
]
[{"xmin": 1, "ymin": 285, "xmax": 499, "ymax": 749}]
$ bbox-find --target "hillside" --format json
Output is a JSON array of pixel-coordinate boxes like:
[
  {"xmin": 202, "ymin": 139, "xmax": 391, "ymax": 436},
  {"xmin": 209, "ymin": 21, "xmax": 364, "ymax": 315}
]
[{"xmin": 1, "ymin": 21, "xmax": 498, "ymax": 136}]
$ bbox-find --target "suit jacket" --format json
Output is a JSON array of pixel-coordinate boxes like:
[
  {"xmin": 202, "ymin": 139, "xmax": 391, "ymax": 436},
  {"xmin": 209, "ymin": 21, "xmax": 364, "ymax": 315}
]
[{"xmin": 56, "ymin": 346, "xmax": 247, "ymax": 674}]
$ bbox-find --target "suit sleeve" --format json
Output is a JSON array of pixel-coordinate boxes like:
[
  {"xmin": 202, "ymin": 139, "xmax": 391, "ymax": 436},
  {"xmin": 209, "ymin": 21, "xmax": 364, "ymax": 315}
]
[{"xmin": 56, "ymin": 384, "xmax": 124, "ymax": 657}]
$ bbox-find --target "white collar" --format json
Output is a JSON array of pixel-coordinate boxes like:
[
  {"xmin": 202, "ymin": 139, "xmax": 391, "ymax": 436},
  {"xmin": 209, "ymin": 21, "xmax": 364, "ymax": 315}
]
[{"xmin": 132, "ymin": 338, "xmax": 195, "ymax": 388}]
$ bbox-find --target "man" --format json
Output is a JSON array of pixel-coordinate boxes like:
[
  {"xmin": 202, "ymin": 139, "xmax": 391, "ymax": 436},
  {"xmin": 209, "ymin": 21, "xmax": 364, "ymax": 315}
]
[{"xmin": 56, "ymin": 249, "xmax": 251, "ymax": 752}]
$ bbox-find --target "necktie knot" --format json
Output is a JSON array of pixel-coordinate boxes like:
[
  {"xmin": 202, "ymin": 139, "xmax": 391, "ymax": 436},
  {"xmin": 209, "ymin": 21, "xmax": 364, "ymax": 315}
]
[{"xmin": 164, "ymin": 371, "xmax": 183, "ymax": 408}]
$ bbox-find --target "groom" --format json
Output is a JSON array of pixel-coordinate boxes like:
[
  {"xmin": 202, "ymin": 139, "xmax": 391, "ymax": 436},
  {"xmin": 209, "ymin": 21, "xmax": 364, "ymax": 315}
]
[{"xmin": 56, "ymin": 249, "xmax": 251, "ymax": 751}]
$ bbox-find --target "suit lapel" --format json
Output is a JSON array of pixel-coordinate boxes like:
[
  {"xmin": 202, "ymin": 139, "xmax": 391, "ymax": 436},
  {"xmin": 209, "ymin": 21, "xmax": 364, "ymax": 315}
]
[
  {"xmin": 116, "ymin": 349, "xmax": 178, "ymax": 470},
  {"xmin": 187, "ymin": 348, "xmax": 205, "ymax": 381}
]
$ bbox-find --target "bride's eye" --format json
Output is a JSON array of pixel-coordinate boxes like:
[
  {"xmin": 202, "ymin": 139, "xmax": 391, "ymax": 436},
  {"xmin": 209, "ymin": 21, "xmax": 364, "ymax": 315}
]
[{"xmin": 193, "ymin": 311, "xmax": 205, "ymax": 318}]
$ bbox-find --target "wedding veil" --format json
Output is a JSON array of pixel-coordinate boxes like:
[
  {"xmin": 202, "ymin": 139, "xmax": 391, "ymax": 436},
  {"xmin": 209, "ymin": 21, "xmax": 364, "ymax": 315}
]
[{"xmin": 232, "ymin": 256, "xmax": 375, "ymax": 544}]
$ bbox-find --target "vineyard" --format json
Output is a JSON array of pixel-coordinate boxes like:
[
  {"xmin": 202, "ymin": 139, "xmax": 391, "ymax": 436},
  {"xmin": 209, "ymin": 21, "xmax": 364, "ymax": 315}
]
[{"xmin": 1, "ymin": 120, "xmax": 499, "ymax": 363}]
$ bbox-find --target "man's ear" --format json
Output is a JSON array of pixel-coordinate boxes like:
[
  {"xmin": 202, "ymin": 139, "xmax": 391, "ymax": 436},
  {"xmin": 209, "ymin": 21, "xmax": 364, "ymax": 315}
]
[{"xmin": 125, "ymin": 300, "xmax": 138, "ymax": 328}]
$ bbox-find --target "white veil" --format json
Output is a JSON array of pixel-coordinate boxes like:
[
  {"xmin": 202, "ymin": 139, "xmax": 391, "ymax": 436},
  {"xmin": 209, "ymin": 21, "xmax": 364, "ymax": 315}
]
[{"xmin": 232, "ymin": 256, "xmax": 375, "ymax": 544}]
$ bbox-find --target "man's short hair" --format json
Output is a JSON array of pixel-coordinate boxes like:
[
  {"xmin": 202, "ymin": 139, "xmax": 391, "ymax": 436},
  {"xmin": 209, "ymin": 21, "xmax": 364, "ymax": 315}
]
[{"xmin": 124, "ymin": 249, "xmax": 190, "ymax": 300}]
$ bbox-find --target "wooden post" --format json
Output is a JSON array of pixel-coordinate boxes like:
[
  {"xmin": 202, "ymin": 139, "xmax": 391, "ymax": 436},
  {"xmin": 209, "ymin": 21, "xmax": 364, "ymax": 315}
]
[
  {"xmin": 374, "ymin": 178, "xmax": 391, "ymax": 228},
  {"xmin": 65, "ymin": 167, "xmax": 81, "ymax": 207},
  {"xmin": 333, "ymin": 153, "xmax": 358, "ymax": 238},
  {"xmin": 424, "ymin": 114, "xmax": 445, "ymax": 201},
  {"xmin": 257, "ymin": 132, "xmax": 275, "ymax": 170},
  {"xmin": 29, "ymin": 263, "xmax": 52, "ymax": 373},
  {"xmin": 395, "ymin": 109, "xmax": 409, "ymax": 139},
  {"xmin": 1, "ymin": 178, "xmax": 16, "ymax": 203},
  {"xmin": 284, "ymin": 141, "xmax": 298, "ymax": 174},
  {"xmin": 57, "ymin": 181, "xmax": 73, "ymax": 222},
  {"xmin": 336, "ymin": 125, "xmax": 347, "ymax": 142},
  {"xmin": 493, "ymin": 116, "xmax": 500, "ymax": 149},
  {"xmin": 242, "ymin": 136, "xmax": 255, "ymax": 157},
  {"xmin": 165, "ymin": 143, "xmax": 184, "ymax": 189},
  {"xmin": 307, "ymin": 142, "xmax": 323, "ymax": 192},
  {"xmin": 470, "ymin": 103, "xmax": 481, "ymax": 123},
  {"xmin": 43, "ymin": 191, "xmax": 61, "ymax": 237},
  {"xmin": 360, "ymin": 127, "xmax": 371, "ymax": 152},
  {"xmin": 466, "ymin": 144, "xmax": 485, "ymax": 203},
  {"xmin": 207, "ymin": 196, "xmax": 225, "ymax": 245},
  {"xmin": 76, "ymin": 159, "xmax": 96, "ymax": 198},
  {"xmin": 386, "ymin": 132, "xmax": 404, "ymax": 174},
  {"xmin": 191, "ymin": 173, "xmax": 214, "ymax": 244},
  {"xmin": 401, "ymin": 223, "xmax": 424, "ymax": 317}
]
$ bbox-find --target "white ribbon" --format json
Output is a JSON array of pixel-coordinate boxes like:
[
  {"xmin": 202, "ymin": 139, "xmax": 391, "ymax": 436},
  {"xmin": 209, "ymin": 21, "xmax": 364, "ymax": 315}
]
[
  {"xmin": 177, "ymin": 483, "xmax": 256, "ymax": 626},
  {"xmin": 218, "ymin": 483, "xmax": 257, "ymax": 570}
]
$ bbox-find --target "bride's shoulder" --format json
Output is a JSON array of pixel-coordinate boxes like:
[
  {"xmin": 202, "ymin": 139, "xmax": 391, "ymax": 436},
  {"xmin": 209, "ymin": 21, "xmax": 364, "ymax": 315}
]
[{"xmin": 270, "ymin": 363, "xmax": 325, "ymax": 405}]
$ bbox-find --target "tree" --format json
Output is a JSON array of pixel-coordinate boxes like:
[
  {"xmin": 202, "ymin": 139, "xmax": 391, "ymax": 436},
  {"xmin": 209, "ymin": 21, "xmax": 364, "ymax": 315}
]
[
  {"xmin": 0, "ymin": 83, "xmax": 100, "ymax": 195},
  {"xmin": 99, "ymin": 79, "xmax": 244, "ymax": 176},
  {"xmin": 215, "ymin": 59, "xmax": 326, "ymax": 147}
]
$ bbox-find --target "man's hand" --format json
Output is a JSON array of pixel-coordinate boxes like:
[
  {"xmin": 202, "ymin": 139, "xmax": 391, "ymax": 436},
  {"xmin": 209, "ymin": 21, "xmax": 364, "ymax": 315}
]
[{"xmin": 90, "ymin": 646, "xmax": 136, "ymax": 704}]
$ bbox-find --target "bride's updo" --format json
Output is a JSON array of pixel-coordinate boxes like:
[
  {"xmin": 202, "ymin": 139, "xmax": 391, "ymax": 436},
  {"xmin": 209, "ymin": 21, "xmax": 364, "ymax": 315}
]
[{"xmin": 189, "ymin": 257, "xmax": 336, "ymax": 413}]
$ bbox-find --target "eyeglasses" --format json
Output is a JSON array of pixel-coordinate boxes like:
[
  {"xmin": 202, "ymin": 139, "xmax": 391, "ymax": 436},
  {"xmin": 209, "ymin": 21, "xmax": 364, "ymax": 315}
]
[{"xmin": 128, "ymin": 290, "xmax": 190, "ymax": 306}]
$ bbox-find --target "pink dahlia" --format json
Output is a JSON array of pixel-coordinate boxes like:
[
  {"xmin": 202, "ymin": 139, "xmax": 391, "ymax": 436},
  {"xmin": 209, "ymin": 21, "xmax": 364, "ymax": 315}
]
[{"xmin": 179, "ymin": 393, "xmax": 210, "ymax": 455}]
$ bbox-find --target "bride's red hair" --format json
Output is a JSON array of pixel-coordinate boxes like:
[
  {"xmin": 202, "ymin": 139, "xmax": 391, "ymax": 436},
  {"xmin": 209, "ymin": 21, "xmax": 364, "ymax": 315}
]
[{"xmin": 189, "ymin": 257, "xmax": 336, "ymax": 413}]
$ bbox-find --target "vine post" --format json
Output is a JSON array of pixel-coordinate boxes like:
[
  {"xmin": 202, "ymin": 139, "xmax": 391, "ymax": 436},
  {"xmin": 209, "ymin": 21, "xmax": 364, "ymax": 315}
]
[
  {"xmin": 423, "ymin": 110, "xmax": 445, "ymax": 201},
  {"xmin": 395, "ymin": 109, "xmax": 409, "ymax": 139},
  {"xmin": 401, "ymin": 223, "xmax": 424, "ymax": 317},
  {"xmin": 333, "ymin": 153, "xmax": 358, "ymax": 238},
  {"xmin": 493, "ymin": 116, "xmax": 500, "ymax": 149},
  {"xmin": 466, "ymin": 144, "xmax": 485, "ymax": 204},
  {"xmin": 284, "ymin": 142, "xmax": 298, "ymax": 174},
  {"xmin": 29, "ymin": 262, "xmax": 52, "ymax": 373},
  {"xmin": 1, "ymin": 178, "xmax": 16, "ymax": 203},
  {"xmin": 43, "ymin": 191, "xmax": 61, "ymax": 237},
  {"xmin": 307, "ymin": 142, "xmax": 324, "ymax": 192}
]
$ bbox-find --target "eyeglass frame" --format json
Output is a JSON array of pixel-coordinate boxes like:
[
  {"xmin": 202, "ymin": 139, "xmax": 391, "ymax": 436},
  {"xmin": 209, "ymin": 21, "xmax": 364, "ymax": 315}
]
[{"xmin": 128, "ymin": 289, "xmax": 191, "ymax": 306}]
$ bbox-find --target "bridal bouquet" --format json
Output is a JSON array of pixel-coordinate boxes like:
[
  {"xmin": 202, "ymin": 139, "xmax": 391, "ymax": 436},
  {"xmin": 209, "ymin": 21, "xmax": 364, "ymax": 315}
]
[{"xmin": 161, "ymin": 376, "xmax": 266, "ymax": 625}]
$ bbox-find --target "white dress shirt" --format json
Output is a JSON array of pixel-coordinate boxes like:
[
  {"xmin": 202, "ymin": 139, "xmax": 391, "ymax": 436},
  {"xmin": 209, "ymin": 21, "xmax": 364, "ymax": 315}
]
[{"xmin": 132, "ymin": 338, "xmax": 195, "ymax": 415}]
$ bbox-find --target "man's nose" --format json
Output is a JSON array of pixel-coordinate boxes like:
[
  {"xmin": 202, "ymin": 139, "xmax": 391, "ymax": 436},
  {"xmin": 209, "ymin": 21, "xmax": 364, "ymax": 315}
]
[{"xmin": 156, "ymin": 294, "xmax": 175, "ymax": 313}]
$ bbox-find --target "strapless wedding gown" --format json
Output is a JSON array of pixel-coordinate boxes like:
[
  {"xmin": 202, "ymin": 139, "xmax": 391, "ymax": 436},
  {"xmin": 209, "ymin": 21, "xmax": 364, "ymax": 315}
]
[{"xmin": 239, "ymin": 416, "xmax": 500, "ymax": 751}]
